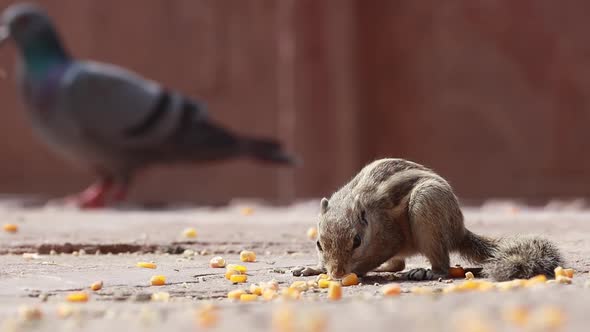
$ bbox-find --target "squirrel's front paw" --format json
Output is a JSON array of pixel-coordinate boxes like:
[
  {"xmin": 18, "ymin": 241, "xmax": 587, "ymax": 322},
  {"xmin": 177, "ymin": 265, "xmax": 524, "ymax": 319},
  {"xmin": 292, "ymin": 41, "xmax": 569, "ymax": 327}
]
[
  {"xmin": 291, "ymin": 266, "xmax": 325, "ymax": 277},
  {"xmin": 405, "ymin": 268, "xmax": 435, "ymax": 281}
]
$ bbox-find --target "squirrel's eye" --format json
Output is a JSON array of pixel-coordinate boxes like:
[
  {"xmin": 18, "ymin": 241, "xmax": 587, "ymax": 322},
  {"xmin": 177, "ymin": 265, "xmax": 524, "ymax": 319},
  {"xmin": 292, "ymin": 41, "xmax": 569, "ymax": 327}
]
[
  {"xmin": 353, "ymin": 234, "xmax": 361, "ymax": 249},
  {"xmin": 316, "ymin": 240, "xmax": 323, "ymax": 251}
]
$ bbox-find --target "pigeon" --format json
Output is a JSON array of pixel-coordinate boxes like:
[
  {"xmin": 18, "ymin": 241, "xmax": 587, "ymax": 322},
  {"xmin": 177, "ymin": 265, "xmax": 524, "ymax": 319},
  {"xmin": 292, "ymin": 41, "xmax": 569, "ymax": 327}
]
[{"xmin": 0, "ymin": 3, "xmax": 298, "ymax": 208}]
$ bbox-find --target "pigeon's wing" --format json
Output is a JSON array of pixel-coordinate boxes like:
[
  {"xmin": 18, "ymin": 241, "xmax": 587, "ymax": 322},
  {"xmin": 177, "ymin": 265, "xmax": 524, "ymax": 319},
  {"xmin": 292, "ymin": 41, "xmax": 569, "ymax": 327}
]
[{"xmin": 59, "ymin": 61, "xmax": 206, "ymax": 150}]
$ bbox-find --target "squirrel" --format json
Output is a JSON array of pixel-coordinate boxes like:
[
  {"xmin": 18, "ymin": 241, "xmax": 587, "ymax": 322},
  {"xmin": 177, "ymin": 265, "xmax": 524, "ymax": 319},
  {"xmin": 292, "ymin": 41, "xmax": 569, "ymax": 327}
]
[{"xmin": 292, "ymin": 158, "xmax": 563, "ymax": 281}]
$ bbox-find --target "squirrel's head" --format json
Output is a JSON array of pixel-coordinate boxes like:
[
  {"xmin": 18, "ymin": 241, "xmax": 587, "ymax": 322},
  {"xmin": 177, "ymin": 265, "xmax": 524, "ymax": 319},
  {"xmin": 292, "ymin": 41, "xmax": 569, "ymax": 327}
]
[{"xmin": 316, "ymin": 196, "xmax": 371, "ymax": 279}]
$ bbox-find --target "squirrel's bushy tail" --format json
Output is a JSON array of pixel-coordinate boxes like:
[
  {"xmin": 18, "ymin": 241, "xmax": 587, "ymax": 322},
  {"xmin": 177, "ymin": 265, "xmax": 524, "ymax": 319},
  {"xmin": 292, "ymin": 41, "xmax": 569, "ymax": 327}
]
[{"xmin": 457, "ymin": 231, "xmax": 564, "ymax": 282}]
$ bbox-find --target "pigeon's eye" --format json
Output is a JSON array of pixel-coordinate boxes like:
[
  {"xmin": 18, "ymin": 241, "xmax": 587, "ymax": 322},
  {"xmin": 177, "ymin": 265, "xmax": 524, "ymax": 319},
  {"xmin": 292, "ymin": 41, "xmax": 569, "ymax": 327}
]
[
  {"xmin": 353, "ymin": 234, "xmax": 361, "ymax": 249},
  {"xmin": 316, "ymin": 240, "xmax": 323, "ymax": 252}
]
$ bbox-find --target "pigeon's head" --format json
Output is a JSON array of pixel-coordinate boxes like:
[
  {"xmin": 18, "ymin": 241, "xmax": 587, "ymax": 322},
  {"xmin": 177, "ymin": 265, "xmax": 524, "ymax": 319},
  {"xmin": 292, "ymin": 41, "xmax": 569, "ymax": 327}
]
[{"xmin": 0, "ymin": 3, "xmax": 60, "ymax": 50}]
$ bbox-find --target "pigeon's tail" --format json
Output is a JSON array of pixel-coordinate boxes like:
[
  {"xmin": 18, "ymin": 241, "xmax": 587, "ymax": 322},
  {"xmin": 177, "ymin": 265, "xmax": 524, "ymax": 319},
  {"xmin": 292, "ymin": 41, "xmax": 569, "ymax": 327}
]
[{"xmin": 240, "ymin": 136, "xmax": 300, "ymax": 166}]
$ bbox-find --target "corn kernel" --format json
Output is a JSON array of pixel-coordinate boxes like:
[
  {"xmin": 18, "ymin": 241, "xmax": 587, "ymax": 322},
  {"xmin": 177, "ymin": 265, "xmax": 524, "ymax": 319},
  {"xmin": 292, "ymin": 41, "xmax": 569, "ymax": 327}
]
[
  {"xmin": 18, "ymin": 305, "xmax": 42, "ymax": 321},
  {"xmin": 307, "ymin": 280, "xmax": 319, "ymax": 289},
  {"xmin": 226, "ymin": 264, "xmax": 247, "ymax": 273},
  {"xmin": 240, "ymin": 294, "xmax": 259, "ymax": 302},
  {"xmin": 56, "ymin": 304, "xmax": 77, "ymax": 319},
  {"xmin": 289, "ymin": 281, "xmax": 309, "ymax": 292},
  {"xmin": 525, "ymin": 275, "xmax": 547, "ymax": 287},
  {"xmin": 182, "ymin": 227, "xmax": 198, "ymax": 238},
  {"xmin": 556, "ymin": 276, "xmax": 572, "ymax": 284},
  {"xmin": 227, "ymin": 289, "xmax": 246, "ymax": 300},
  {"xmin": 263, "ymin": 289, "xmax": 278, "ymax": 301},
  {"xmin": 503, "ymin": 306, "xmax": 529, "ymax": 327},
  {"xmin": 465, "ymin": 271, "xmax": 474, "ymax": 280},
  {"xmin": 281, "ymin": 287, "xmax": 301, "ymax": 300},
  {"xmin": 554, "ymin": 266, "xmax": 565, "ymax": 278},
  {"xmin": 150, "ymin": 275, "xmax": 166, "ymax": 286},
  {"xmin": 136, "ymin": 262, "xmax": 157, "ymax": 269},
  {"xmin": 448, "ymin": 266, "xmax": 465, "ymax": 278},
  {"xmin": 225, "ymin": 269, "xmax": 242, "ymax": 280},
  {"xmin": 318, "ymin": 279, "xmax": 331, "ymax": 288},
  {"xmin": 240, "ymin": 250, "xmax": 257, "ymax": 262},
  {"xmin": 261, "ymin": 280, "xmax": 279, "ymax": 291},
  {"xmin": 381, "ymin": 284, "xmax": 401, "ymax": 296},
  {"xmin": 209, "ymin": 256, "xmax": 226, "ymax": 268},
  {"xmin": 411, "ymin": 286, "xmax": 434, "ymax": 295},
  {"xmin": 327, "ymin": 282, "xmax": 342, "ymax": 301},
  {"xmin": 151, "ymin": 292, "xmax": 170, "ymax": 302},
  {"xmin": 3, "ymin": 223, "xmax": 18, "ymax": 233},
  {"xmin": 307, "ymin": 227, "xmax": 318, "ymax": 240},
  {"xmin": 341, "ymin": 273, "xmax": 359, "ymax": 286},
  {"xmin": 272, "ymin": 306, "xmax": 294, "ymax": 332},
  {"xmin": 195, "ymin": 303, "xmax": 218, "ymax": 328},
  {"xmin": 230, "ymin": 274, "xmax": 248, "ymax": 283},
  {"xmin": 563, "ymin": 268, "xmax": 574, "ymax": 278},
  {"xmin": 316, "ymin": 273, "xmax": 330, "ymax": 281},
  {"xmin": 66, "ymin": 292, "xmax": 89, "ymax": 302},
  {"xmin": 90, "ymin": 281, "xmax": 103, "ymax": 291},
  {"xmin": 531, "ymin": 306, "xmax": 566, "ymax": 329},
  {"xmin": 250, "ymin": 284, "xmax": 263, "ymax": 295},
  {"xmin": 240, "ymin": 207, "xmax": 254, "ymax": 216}
]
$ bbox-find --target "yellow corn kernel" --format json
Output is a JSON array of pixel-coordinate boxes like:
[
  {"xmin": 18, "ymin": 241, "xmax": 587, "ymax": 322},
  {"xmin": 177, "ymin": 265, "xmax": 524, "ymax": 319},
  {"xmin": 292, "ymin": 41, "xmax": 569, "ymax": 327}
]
[
  {"xmin": 150, "ymin": 275, "xmax": 166, "ymax": 286},
  {"xmin": 448, "ymin": 266, "xmax": 465, "ymax": 278},
  {"xmin": 56, "ymin": 303, "xmax": 77, "ymax": 319},
  {"xmin": 316, "ymin": 273, "xmax": 330, "ymax": 281},
  {"xmin": 281, "ymin": 287, "xmax": 301, "ymax": 300},
  {"xmin": 18, "ymin": 305, "xmax": 42, "ymax": 321},
  {"xmin": 90, "ymin": 281, "xmax": 103, "ymax": 291},
  {"xmin": 556, "ymin": 276, "xmax": 572, "ymax": 284},
  {"xmin": 307, "ymin": 227, "xmax": 318, "ymax": 240},
  {"xmin": 240, "ymin": 207, "xmax": 254, "ymax": 216},
  {"xmin": 327, "ymin": 282, "xmax": 342, "ymax": 301},
  {"xmin": 263, "ymin": 289, "xmax": 278, "ymax": 301},
  {"xmin": 66, "ymin": 292, "xmax": 89, "ymax": 302},
  {"xmin": 341, "ymin": 273, "xmax": 359, "ymax": 286},
  {"xmin": 410, "ymin": 286, "xmax": 434, "ymax": 295},
  {"xmin": 525, "ymin": 275, "xmax": 547, "ymax": 287},
  {"xmin": 318, "ymin": 279, "xmax": 331, "ymax": 289},
  {"xmin": 261, "ymin": 280, "xmax": 279, "ymax": 291},
  {"xmin": 240, "ymin": 250, "xmax": 257, "ymax": 262},
  {"xmin": 209, "ymin": 256, "xmax": 226, "ymax": 268},
  {"xmin": 226, "ymin": 264, "xmax": 247, "ymax": 273},
  {"xmin": 182, "ymin": 227, "xmax": 198, "ymax": 238},
  {"xmin": 307, "ymin": 280, "xmax": 319, "ymax": 289},
  {"xmin": 151, "ymin": 292, "xmax": 170, "ymax": 302},
  {"xmin": 240, "ymin": 294, "xmax": 259, "ymax": 302},
  {"xmin": 230, "ymin": 274, "xmax": 248, "ymax": 283},
  {"xmin": 497, "ymin": 279, "xmax": 526, "ymax": 291},
  {"xmin": 381, "ymin": 284, "xmax": 401, "ymax": 296},
  {"xmin": 465, "ymin": 271, "xmax": 474, "ymax": 280},
  {"xmin": 227, "ymin": 289, "xmax": 246, "ymax": 300},
  {"xmin": 195, "ymin": 303, "xmax": 218, "ymax": 328},
  {"xmin": 503, "ymin": 306, "xmax": 530, "ymax": 327},
  {"xmin": 554, "ymin": 266, "xmax": 565, "ymax": 278},
  {"xmin": 289, "ymin": 280, "xmax": 309, "ymax": 292},
  {"xmin": 563, "ymin": 268, "xmax": 574, "ymax": 278},
  {"xmin": 249, "ymin": 284, "xmax": 263, "ymax": 295},
  {"xmin": 225, "ymin": 269, "xmax": 242, "ymax": 280},
  {"xmin": 136, "ymin": 262, "xmax": 157, "ymax": 269},
  {"xmin": 3, "ymin": 223, "xmax": 18, "ymax": 233},
  {"xmin": 272, "ymin": 306, "xmax": 294, "ymax": 332},
  {"xmin": 476, "ymin": 281, "xmax": 495, "ymax": 292},
  {"xmin": 442, "ymin": 285, "xmax": 459, "ymax": 294}
]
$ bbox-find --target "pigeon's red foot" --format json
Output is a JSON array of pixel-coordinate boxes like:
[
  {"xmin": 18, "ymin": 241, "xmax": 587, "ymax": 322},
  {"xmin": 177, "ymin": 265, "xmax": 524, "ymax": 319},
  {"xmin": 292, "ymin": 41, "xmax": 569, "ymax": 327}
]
[{"xmin": 64, "ymin": 180, "xmax": 113, "ymax": 209}]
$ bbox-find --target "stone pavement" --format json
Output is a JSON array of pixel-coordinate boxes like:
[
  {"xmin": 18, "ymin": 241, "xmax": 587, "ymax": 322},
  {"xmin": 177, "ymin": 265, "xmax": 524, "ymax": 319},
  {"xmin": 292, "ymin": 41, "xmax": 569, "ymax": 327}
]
[{"xmin": 0, "ymin": 200, "xmax": 589, "ymax": 332}]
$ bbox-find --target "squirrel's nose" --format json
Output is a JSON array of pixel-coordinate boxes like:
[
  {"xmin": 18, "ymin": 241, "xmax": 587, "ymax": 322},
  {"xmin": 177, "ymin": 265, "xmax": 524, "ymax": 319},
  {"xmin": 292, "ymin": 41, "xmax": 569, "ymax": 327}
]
[{"xmin": 329, "ymin": 268, "xmax": 346, "ymax": 280}]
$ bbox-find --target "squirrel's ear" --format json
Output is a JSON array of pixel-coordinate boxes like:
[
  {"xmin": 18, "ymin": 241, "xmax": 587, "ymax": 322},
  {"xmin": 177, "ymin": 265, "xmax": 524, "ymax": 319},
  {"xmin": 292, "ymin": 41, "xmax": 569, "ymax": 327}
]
[{"xmin": 320, "ymin": 197, "xmax": 329, "ymax": 214}]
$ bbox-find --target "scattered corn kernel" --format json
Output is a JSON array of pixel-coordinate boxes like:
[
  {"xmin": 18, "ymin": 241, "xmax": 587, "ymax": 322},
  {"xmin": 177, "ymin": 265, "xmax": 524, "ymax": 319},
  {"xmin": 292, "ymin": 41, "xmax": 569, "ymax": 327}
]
[
  {"xmin": 240, "ymin": 207, "xmax": 254, "ymax": 216},
  {"xmin": 503, "ymin": 306, "xmax": 530, "ymax": 327},
  {"xmin": 307, "ymin": 280, "xmax": 319, "ymax": 289},
  {"xmin": 289, "ymin": 281, "xmax": 309, "ymax": 292},
  {"xmin": 230, "ymin": 274, "xmax": 248, "ymax": 283},
  {"xmin": 225, "ymin": 269, "xmax": 242, "ymax": 280},
  {"xmin": 150, "ymin": 275, "xmax": 166, "ymax": 286},
  {"xmin": 136, "ymin": 262, "xmax": 157, "ymax": 269},
  {"xmin": 240, "ymin": 294, "xmax": 259, "ymax": 302},
  {"xmin": 307, "ymin": 227, "xmax": 318, "ymax": 240},
  {"xmin": 209, "ymin": 256, "xmax": 226, "ymax": 268},
  {"xmin": 272, "ymin": 306, "xmax": 294, "ymax": 332},
  {"xmin": 411, "ymin": 286, "xmax": 434, "ymax": 295},
  {"xmin": 327, "ymin": 282, "xmax": 342, "ymax": 301},
  {"xmin": 151, "ymin": 292, "xmax": 170, "ymax": 302},
  {"xmin": 195, "ymin": 303, "xmax": 218, "ymax": 328},
  {"xmin": 263, "ymin": 289, "xmax": 278, "ymax": 301},
  {"xmin": 56, "ymin": 304, "xmax": 77, "ymax": 319},
  {"xmin": 381, "ymin": 284, "xmax": 402, "ymax": 296},
  {"xmin": 554, "ymin": 266, "xmax": 565, "ymax": 278},
  {"xmin": 525, "ymin": 275, "xmax": 547, "ymax": 287},
  {"xmin": 182, "ymin": 227, "xmax": 198, "ymax": 238},
  {"xmin": 227, "ymin": 289, "xmax": 246, "ymax": 300},
  {"xmin": 563, "ymin": 268, "xmax": 574, "ymax": 278},
  {"xmin": 316, "ymin": 274, "xmax": 330, "ymax": 282},
  {"xmin": 3, "ymin": 223, "xmax": 18, "ymax": 233},
  {"xmin": 341, "ymin": 273, "xmax": 359, "ymax": 286},
  {"xmin": 448, "ymin": 266, "xmax": 465, "ymax": 278},
  {"xmin": 261, "ymin": 280, "xmax": 279, "ymax": 291},
  {"xmin": 465, "ymin": 271, "xmax": 475, "ymax": 280},
  {"xmin": 226, "ymin": 264, "xmax": 247, "ymax": 273},
  {"xmin": 318, "ymin": 279, "xmax": 331, "ymax": 289},
  {"xmin": 66, "ymin": 292, "xmax": 89, "ymax": 302},
  {"xmin": 18, "ymin": 305, "xmax": 42, "ymax": 321},
  {"xmin": 556, "ymin": 276, "xmax": 572, "ymax": 284},
  {"xmin": 281, "ymin": 287, "xmax": 301, "ymax": 300},
  {"xmin": 90, "ymin": 281, "xmax": 103, "ymax": 291},
  {"xmin": 249, "ymin": 284, "xmax": 263, "ymax": 295},
  {"xmin": 240, "ymin": 250, "xmax": 257, "ymax": 262}
]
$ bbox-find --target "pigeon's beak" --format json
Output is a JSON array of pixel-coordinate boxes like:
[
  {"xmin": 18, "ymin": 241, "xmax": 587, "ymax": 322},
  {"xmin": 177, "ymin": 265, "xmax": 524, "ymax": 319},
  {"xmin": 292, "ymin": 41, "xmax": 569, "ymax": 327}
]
[{"xmin": 0, "ymin": 26, "xmax": 8, "ymax": 47}]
